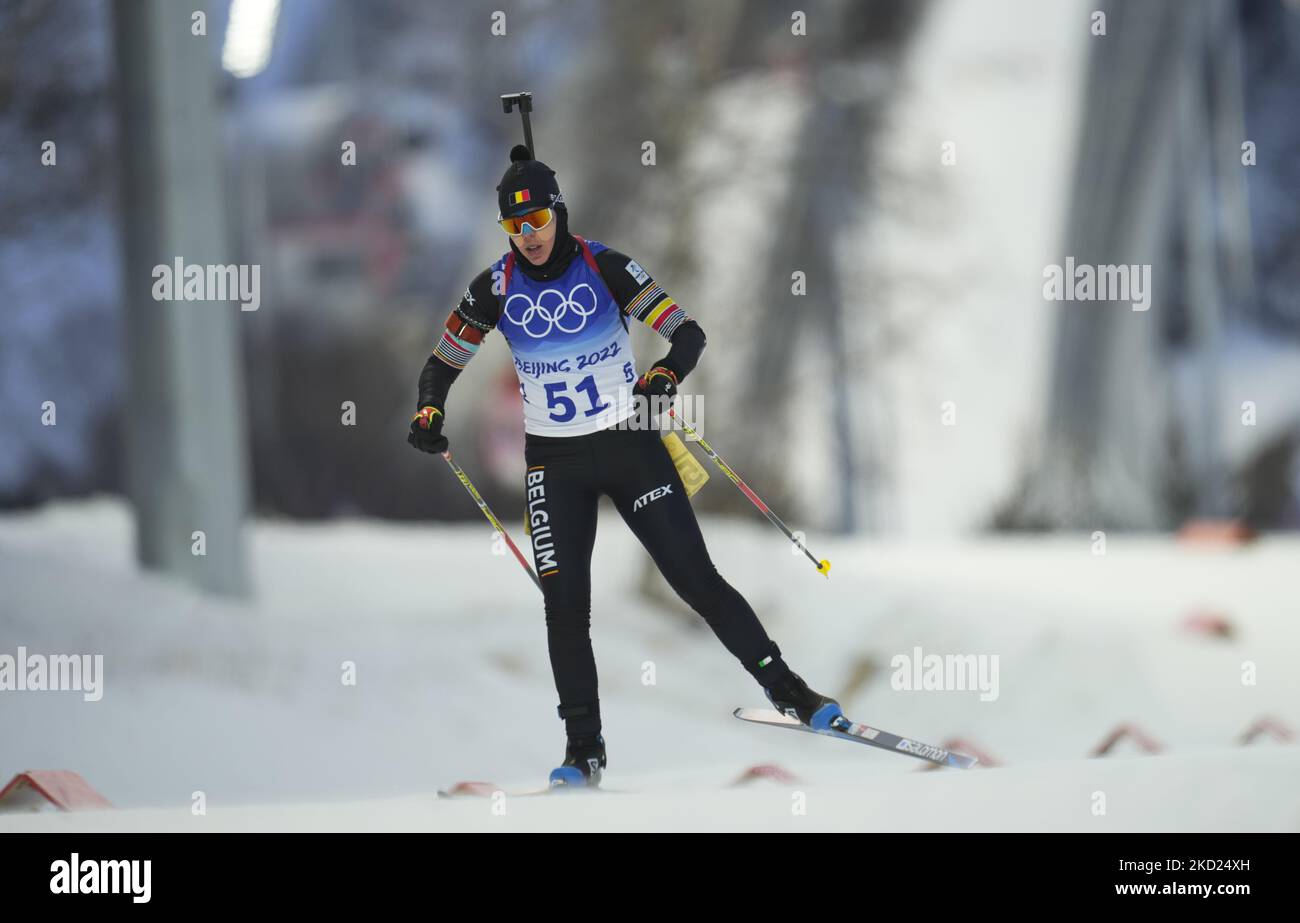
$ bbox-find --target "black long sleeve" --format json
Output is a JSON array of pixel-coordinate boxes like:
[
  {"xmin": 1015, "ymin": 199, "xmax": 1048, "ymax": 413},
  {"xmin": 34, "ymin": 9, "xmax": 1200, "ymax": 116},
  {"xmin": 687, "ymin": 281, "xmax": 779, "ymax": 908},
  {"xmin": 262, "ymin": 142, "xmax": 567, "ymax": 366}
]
[
  {"xmin": 417, "ymin": 355, "xmax": 461, "ymax": 411},
  {"xmin": 653, "ymin": 319, "xmax": 706, "ymax": 383}
]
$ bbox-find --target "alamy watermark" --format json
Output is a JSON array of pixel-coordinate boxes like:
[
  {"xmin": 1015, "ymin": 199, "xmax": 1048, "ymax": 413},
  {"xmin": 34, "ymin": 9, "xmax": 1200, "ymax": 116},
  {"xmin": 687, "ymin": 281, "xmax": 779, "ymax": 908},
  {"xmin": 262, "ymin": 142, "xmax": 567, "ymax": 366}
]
[
  {"xmin": 614, "ymin": 392, "xmax": 704, "ymax": 436},
  {"xmin": 152, "ymin": 257, "xmax": 261, "ymax": 311},
  {"xmin": 890, "ymin": 646, "xmax": 999, "ymax": 702},
  {"xmin": 50, "ymin": 854, "xmax": 150, "ymax": 903},
  {"xmin": 0, "ymin": 647, "xmax": 103, "ymax": 702},
  {"xmin": 1043, "ymin": 257, "xmax": 1151, "ymax": 311}
]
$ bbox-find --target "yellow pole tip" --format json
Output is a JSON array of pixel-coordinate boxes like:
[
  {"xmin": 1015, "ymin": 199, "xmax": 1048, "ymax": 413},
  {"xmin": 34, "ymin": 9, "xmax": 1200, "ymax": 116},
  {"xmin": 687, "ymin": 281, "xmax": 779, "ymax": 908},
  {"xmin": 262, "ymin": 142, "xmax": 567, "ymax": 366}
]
[{"xmin": 817, "ymin": 559, "xmax": 831, "ymax": 576}]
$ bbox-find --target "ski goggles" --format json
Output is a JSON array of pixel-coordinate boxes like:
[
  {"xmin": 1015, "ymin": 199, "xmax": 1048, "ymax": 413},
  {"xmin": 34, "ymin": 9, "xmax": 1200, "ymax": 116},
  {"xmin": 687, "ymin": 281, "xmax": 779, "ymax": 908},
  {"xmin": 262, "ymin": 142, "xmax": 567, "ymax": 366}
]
[{"xmin": 497, "ymin": 206, "xmax": 555, "ymax": 236}]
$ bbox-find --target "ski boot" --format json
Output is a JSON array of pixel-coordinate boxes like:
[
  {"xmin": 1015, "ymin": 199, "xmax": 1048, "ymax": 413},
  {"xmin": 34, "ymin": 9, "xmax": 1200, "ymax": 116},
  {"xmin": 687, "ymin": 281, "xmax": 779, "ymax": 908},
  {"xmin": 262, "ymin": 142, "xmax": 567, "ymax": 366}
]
[
  {"xmin": 548, "ymin": 734, "xmax": 606, "ymax": 789},
  {"xmin": 764, "ymin": 672, "xmax": 842, "ymax": 730}
]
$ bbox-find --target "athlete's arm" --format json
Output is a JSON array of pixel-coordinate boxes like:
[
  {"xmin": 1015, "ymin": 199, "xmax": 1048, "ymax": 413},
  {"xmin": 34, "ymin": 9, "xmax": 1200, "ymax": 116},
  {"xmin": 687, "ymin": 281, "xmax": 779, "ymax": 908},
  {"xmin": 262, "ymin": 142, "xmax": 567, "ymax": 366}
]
[
  {"xmin": 408, "ymin": 268, "xmax": 498, "ymax": 453},
  {"xmin": 595, "ymin": 248, "xmax": 707, "ymax": 384},
  {"xmin": 417, "ymin": 268, "xmax": 499, "ymax": 410}
]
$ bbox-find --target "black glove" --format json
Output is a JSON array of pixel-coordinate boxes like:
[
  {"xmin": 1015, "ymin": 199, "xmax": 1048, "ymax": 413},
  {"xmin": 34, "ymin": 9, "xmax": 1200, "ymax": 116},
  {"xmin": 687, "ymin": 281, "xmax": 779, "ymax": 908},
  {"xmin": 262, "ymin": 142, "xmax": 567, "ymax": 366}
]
[
  {"xmin": 633, "ymin": 365, "xmax": 679, "ymax": 404},
  {"xmin": 407, "ymin": 405, "xmax": 449, "ymax": 454}
]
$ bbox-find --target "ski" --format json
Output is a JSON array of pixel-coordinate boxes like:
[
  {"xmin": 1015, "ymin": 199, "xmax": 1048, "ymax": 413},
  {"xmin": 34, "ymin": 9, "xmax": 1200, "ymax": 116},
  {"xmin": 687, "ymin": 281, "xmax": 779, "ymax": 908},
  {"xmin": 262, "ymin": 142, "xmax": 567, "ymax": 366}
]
[
  {"xmin": 733, "ymin": 707, "xmax": 978, "ymax": 769},
  {"xmin": 437, "ymin": 781, "xmax": 551, "ymax": 799},
  {"xmin": 437, "ymin": 780, "xmax": 618, "ymax": 799}
]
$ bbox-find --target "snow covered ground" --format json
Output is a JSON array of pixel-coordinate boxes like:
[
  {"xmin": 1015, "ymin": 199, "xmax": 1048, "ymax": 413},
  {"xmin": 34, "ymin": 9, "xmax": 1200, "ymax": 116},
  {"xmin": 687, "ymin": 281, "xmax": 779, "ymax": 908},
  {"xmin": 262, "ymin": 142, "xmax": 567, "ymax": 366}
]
[
  {"xmin": 3, "ymin": 748, "xmax": 1296, "ymax": 833},
  {"xmin": 1, "ymin": 499, "xmax": 1297, "ymax": 832}
]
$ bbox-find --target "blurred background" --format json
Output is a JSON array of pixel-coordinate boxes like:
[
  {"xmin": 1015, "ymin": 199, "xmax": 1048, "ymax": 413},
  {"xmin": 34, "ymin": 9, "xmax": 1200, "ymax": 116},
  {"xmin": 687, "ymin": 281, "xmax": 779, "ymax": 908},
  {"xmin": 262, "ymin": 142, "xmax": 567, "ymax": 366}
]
[{"xmin": 1, "ymin": 0, "xmax": 1297, "ymax": 827}]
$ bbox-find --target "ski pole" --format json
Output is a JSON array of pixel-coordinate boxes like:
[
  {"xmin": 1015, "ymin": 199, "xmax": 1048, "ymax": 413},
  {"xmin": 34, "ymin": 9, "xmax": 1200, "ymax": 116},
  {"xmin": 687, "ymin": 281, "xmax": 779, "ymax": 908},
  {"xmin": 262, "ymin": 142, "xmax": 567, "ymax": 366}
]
[
  {"xmin": 441, "ymin": 449, "xmax": 542, "ymax": 594},
  {"xmin": 665, "ymin": 406, "xmax": 831, "ymax": 578}
]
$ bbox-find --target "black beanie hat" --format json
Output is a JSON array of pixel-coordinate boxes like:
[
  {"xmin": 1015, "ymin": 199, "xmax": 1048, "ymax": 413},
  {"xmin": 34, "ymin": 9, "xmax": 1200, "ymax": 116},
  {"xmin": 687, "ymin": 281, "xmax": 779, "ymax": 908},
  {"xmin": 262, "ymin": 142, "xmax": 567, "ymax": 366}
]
[{"xmin": 496, "ymin": 144, "xmax": 562, "ymax": 218}]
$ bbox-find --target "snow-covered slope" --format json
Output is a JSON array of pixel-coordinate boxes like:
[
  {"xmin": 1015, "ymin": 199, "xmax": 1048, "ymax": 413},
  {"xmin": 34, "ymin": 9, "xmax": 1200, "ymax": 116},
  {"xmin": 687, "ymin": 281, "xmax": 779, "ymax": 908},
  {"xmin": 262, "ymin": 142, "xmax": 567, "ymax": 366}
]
[
  {"xmin": 5, "ymin": 748, "xmax": 1297, "ymax": 833},
  {"xmin": 1, "ymin": 499, "xmax": 1296, "ymax": 831}
]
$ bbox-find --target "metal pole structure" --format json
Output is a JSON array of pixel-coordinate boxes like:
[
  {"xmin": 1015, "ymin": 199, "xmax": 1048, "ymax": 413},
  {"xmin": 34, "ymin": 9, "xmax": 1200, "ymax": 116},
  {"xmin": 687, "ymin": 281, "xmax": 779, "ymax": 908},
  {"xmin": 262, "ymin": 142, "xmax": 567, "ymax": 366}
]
[{"xmin": 112, "ymin": 0, "xmax": 250, "ymax": 596}]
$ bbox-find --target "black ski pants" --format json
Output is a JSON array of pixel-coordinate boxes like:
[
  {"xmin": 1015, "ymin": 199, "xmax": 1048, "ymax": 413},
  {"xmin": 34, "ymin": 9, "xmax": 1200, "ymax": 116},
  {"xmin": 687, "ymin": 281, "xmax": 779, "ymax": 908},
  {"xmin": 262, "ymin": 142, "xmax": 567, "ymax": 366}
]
[{"xmin": 523, "ymin": 422, "xmax": 787, "ymax": 737}]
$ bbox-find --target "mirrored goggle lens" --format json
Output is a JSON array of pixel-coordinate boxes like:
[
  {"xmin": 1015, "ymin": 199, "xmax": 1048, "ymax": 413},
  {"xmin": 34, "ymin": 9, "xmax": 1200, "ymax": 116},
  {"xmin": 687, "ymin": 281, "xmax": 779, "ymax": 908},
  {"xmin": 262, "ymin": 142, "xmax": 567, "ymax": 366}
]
[{"xmin": 498, "ymin": 207, "xmax": 554, "ymax": 235}]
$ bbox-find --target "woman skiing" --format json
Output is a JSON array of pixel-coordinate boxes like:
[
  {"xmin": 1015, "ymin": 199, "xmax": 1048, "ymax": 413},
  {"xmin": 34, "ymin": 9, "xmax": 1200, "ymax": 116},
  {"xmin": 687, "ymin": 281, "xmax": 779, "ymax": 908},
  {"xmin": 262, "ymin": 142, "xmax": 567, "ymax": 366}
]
[{"xmin": 408, "ymin": 145, "xmax": 838, "ymax": 787}]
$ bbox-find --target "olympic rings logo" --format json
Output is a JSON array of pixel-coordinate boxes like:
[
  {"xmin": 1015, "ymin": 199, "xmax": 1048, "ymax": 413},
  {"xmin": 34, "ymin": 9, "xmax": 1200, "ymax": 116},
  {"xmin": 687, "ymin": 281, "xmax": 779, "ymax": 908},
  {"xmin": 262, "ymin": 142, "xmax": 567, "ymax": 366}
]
[{"xmin": 503, "ymin": 283, "xmax": 599, "ymax": 338}]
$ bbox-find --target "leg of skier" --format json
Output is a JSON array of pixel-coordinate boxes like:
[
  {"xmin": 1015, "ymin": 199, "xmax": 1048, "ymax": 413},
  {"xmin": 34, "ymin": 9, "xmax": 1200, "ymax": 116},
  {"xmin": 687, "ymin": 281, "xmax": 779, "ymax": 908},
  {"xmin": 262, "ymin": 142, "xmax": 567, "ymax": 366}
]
[
  {"xmin": 599, "ymin": 424, "xmax": 841, "ymax": 729},
  {"xmin": 523, "ymin": 432, "xmax": 608, "ymax": 786}
]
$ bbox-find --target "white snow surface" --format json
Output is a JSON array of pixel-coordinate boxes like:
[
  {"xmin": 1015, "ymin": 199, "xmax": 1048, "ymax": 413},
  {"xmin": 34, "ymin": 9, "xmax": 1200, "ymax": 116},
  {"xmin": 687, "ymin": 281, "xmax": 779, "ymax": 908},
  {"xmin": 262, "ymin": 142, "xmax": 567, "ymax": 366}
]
[{"xmin": 0, "ymin": 499, "xmax": 1297, "ymax": 832}]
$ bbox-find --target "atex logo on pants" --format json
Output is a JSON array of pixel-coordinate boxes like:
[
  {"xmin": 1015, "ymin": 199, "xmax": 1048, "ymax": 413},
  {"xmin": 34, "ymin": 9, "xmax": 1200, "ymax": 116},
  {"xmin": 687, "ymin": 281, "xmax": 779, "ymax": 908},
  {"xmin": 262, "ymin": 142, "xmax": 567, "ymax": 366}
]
[{"xmin": 632, "ymin": 483, "xmax": 672, "ymax": 511}]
